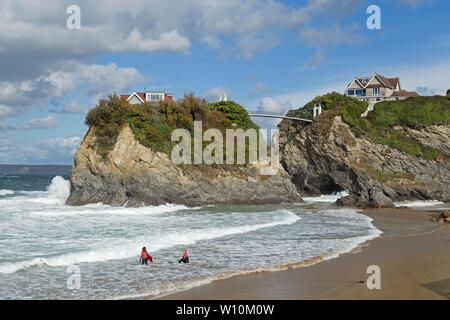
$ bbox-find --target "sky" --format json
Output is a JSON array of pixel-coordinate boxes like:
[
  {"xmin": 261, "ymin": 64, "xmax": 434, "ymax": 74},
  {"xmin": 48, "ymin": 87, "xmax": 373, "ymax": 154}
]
[{"xmin": 0, "ymin": 0, "xmax": 449, "ymax": 164}]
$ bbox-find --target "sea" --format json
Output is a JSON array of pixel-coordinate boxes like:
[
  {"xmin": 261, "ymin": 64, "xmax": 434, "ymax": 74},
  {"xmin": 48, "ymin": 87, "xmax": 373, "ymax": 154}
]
[{"xmin": 0, "ymin": 170, "xmax": 444, "ymax": 299}]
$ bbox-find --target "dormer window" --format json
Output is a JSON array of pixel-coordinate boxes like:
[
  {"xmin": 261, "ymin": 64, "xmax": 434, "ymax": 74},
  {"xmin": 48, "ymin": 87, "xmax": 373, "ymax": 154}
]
[{"xmin": 146, "ymin": 93, "xmax": 164, "ymax": 101}]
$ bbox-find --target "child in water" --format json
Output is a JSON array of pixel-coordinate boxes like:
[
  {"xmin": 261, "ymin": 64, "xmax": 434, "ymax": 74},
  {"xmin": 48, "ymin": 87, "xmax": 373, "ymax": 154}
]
[
  {"xmin": 140, "ymin": 247, "xmax": 153, "ymax": 265},
  {"xmin": 178, "ymin": 249, "xmax": 189, "ymax": 264}
]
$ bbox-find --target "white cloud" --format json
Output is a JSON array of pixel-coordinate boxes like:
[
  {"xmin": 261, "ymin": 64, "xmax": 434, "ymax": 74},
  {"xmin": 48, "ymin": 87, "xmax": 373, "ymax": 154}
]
[
  {"xmin": 0, "ymin": 0, "xmax": 364, "ymax": 80},
  {"xmin": 257, "ymin": 97, "xmax": 287, "ymax": 114},
  {"xmin": 110, "ymin": 29, "xmax": 190, "ymax": 53},
  {"xmin": 201, "ymin": 35, "xmax": 223, "ymax": 49},
  {"xmin": 302, "ymin": 50, "xmax": 325, "ymax": 70},
  {"xmin": 204, "ymin": 87, "xmax": 232, "ymax": 102},
  {"xmin": 416, "ymin": 86, "xmax": 441, "ymax": 96},
  {"xmin": 57, "ymin": 101, "xmax": 89, "ymax": 114},
  {"xmin": 1, "ymin": 114, "xmax": 59, "ymax": 131},
  {"xmin": 251, "ymin": 82, "xmax": 345, "ymax": 129},
  {"xmin": 299, "ymin": 23, "xmax": 363, "ymax": 47},
  {"xmin": 234, "ymin": 34, "xmax": 279, "ymax": 59},
  {"xmin": 19, "ymin": 114, "xmax": 59, "ymax": 130},
  {"xmin": 42, "ymin": 136, "xmax": 82, "ymax": 155},
  {"xmin": 397, "ymin": 0, "xmax": 429, "ymax": 6},
  {"xmin": 0, "ymin": 135, "xmax": 83, "ymax": 164},
  {"xmin": 381, "ymin": 60, "xmax": 450, "ymax": 96},
  {"xmin": 0, "ymin": 63, "xmax": 144, "ymax": 118}
]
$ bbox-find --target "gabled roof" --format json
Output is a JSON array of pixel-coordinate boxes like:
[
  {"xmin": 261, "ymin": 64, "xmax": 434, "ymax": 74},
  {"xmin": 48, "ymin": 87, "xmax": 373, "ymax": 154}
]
[
  {"xmin": 126, "ymin": 92, "xmax": 146, "ymax": 103},
  {"xmin": 346, "ymin": 78, "xmax": 364, "ymax": 89},
  {"xmin": 375, "ymin": 74, "xmax": 401, "ymax": 90},
  {"xmin": 346, "ymin": 73, "xmax": 403, "ymax": 90}
]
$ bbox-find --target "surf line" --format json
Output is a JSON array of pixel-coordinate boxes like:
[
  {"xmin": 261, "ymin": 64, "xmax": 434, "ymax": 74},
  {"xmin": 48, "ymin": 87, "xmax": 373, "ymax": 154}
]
[{"xmin": 176, "ymin": 304, "xmax": 210, "ymax": 318}]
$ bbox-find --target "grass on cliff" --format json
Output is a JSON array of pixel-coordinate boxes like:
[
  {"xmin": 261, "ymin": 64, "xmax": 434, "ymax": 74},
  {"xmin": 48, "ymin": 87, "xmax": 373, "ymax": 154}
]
[
  {"xmin": 288, "ymin": 92, "xmax": 450, "ymax": 161},
  {"xmin": 85, "ymin": 94, "xmax": 259, "ymax": 160}
]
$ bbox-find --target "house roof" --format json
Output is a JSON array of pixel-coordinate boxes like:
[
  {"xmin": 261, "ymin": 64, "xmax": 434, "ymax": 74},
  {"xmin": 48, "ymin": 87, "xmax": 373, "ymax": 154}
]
[
  {"xmin": 346, "ymin": 78, "xmax": 364, "ymax": 89},
  {"xmin": 124, "ymin": 92, "xmax": 146, "ymax": 103},
  {"xmin": 391, "ymin": 90, "xmax": 419, "ymax": 97},
  {"xmin": 346, "ymin": 74, "xmax": 402, "ymax": 90}
]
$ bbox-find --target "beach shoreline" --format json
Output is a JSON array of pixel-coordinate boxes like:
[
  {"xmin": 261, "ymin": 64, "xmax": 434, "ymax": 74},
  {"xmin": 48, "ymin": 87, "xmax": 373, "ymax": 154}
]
[{"xmin": 159, "ymin": 207, "xmax": 450, "ymax": 300}]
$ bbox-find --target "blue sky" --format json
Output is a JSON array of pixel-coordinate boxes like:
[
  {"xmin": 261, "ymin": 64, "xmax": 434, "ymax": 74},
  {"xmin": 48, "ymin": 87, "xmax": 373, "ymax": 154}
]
[{"xmin": 0, "ymin": 0, "xmax": 449, "ymax": 164}]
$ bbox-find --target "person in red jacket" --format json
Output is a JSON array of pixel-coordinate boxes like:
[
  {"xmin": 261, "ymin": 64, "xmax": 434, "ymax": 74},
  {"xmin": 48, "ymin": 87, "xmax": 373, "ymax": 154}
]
[
  {"xmin": 178, "ymin": 249, "xmax": 189, "ymax": 264},
  {"xmin": 140, "ymin": 247, "xmax": 153, "ymax": 265}
]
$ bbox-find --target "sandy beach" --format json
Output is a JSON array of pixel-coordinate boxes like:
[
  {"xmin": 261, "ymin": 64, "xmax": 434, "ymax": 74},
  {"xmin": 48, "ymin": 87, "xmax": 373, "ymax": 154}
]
[{"xmin": 161, "ymin": 208, "xmax": 450, "ymax": 300}]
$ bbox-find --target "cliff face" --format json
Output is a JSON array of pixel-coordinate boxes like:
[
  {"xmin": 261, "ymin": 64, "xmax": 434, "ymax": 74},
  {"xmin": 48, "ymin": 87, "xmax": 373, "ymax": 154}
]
[
  {"xmin": 279, "ymin": 111, "xmax": 450, "ymax": 208},
  {"xmin": 66, "ymin": 125, "xmax": 301, "ymax": 207}
]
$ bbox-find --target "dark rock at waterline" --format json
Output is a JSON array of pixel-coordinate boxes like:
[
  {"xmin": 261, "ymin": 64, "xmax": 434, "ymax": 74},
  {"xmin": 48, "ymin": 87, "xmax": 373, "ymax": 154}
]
[
  {"xmin": 66, "ymin": 126, "xmax": 301, "ymax": 207},
  {"xmin": 278, "ymin": 111, "xmax": 450, "ymax": 208}
]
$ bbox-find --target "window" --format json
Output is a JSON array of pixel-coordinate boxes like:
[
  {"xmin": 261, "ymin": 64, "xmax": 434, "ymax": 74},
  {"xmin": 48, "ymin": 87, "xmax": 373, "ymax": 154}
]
[
  {"xmin": 355, "ymin": 89, "xmax": 364, "ymax": 96},
  {"xmin": 149, "ymin": 93, "xmax": 163, "ymax": 101},
  {"xmin": 347, "ymin": 90, "xmax": 355, "ymax": 96},
  {"xmin": 373, "ymin": 87, "xmax": 380, "ymax": 95}
]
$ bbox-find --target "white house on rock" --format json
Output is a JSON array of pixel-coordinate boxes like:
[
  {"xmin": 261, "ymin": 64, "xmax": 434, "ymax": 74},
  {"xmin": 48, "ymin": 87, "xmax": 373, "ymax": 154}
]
[{"xmin": 345, "ymin": 73, "xmax": 418, "ymax": 116}]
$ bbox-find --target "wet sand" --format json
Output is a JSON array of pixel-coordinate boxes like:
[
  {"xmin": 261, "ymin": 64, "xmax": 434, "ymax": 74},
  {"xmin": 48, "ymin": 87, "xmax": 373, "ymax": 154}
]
[{"xmin": 160, "ymin": 208, "xmax": 450, "ymax": 300}]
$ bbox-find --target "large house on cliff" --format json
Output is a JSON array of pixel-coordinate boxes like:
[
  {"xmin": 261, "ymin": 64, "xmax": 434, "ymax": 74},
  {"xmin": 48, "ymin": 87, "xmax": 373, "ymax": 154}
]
[
  {"xmin": 345, "ymin": 74, "xmax": 418, "ymax": 103},
  {"xmin": 121, "ymin": 91, "xmax": 174, "ymax": 104}
]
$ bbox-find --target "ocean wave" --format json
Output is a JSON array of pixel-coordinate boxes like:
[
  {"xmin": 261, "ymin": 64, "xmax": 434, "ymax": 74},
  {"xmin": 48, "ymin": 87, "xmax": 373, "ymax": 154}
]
[
  {"xmin": 28, "ymin": 203, "xmax": 191, "ymax": 216},
  {"xmin": 394, "ymin": 200, "xmax": 445, "ymax": 208},
  {"xmin": 303, "ymin": 191, "xmax": 349, "ymax": 203},
  {"xmin": 0, "ymin": 176, "xmax": 69, "ymax": 206},
  {"xmin": 0, "ymin": 189, "xmax": 14, "ymax": 196},
  {"xmin": 114, "ymin": 217, "xmax": 382, "ymax": 300},
  {"xmin": 0, "ymin": 209, "xmax": 300, "ymax": 274}
]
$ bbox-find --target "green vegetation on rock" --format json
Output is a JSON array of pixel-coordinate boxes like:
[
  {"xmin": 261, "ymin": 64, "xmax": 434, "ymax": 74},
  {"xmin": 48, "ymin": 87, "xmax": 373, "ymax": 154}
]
[
  {"xmin": 289, "ymin": 92, "xmax": 450, "ymax": 161},
  {"xmin": 85, "ymin": 96, "xmax": 132, "ymax": 158},
  {"xmin": 209, "ymin": 100, "xmax": 258, "ymax": 129},
  {"xmin": 85, "ymin": 94, "xmax": 258, "ymax": 159},
  {"xmin": 287, "ymin": 92, "xmax": 366, "ymax": 121}
]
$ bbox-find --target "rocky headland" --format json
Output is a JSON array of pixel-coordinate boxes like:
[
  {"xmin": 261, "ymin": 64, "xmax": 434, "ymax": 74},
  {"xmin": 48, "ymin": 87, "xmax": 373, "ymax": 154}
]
[{"xmin": 279, "ymin": 93, "xmax": 450, "ymax": 208}]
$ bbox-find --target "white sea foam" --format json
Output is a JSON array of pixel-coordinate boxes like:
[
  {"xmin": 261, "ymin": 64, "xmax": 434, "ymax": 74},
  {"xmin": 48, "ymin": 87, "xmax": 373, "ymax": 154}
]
[
  {"xmin": 394, "ymin": 200, "xmax": 445, "ymax": 208},
  {"xmin": 0, "ymin": 209, "xmax": 300, "ymax": 274},
  {"xmin": 0, "ymin": 176, "xmax": 189, "ymax": 216},
  {"xmin": 0, "ymin": 176, "xmax": 383, "ymax": 299},
  {"xmin": 303, "ymin": 191, "xmax": 349, "ymax": 203},
  {"xmin": 0, "ymin": 189, "xmax": 14, "ymax": 196},
  {"xmin": 114, "ymin": 209, "xmax": 382, "ymax": 300}
]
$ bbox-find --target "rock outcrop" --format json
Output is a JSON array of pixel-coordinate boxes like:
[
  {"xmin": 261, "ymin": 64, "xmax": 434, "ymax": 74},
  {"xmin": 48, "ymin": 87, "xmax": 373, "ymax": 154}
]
[
  {"xmin": 279, "ymin": 111, "xmax": 450, "ymax": 208},
  {"xmin": 66, "ymin": 125, "xmax": 301, "ymax": 207}
]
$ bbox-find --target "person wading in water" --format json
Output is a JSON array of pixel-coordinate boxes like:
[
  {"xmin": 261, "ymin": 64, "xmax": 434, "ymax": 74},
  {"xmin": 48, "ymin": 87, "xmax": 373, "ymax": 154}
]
[
  {"xmin": 140, "ymin": 247, "xmax": 153, "ymax": 265},
  {"xmin": 178, "ymin": 249, "xmax": 189, "ymax": 264}
]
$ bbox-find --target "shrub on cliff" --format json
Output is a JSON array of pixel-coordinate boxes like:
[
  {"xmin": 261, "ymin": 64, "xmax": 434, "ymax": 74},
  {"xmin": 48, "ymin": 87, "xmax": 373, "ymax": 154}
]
[
  {"xmin": 287, "ymin": 93, "xmax": 449, "ymax": 161},
  {"xmin": 85, "ymin": 94, "xmax": 258, "ymax": 159},
  {"xmin": 341, "ymin": 95, "xmax": 450, "ymax": 160},
  {"xmin": 287, "ymin": 92, "xmax": 367, "ymax": 121},
  {"xmin": 128, "ymin": 94, "xmax": 233, "ymax": 153},
  {"xmin": 85, "ymin": 95, "xmax": 132, "ymax": 158},
  {"xmin": 367, "ymin": 96, "xmax": 450, "ymax": 129},
  {"xmin": 209, "ymin": 100, "xmax": 258, "ymax": 129}
]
